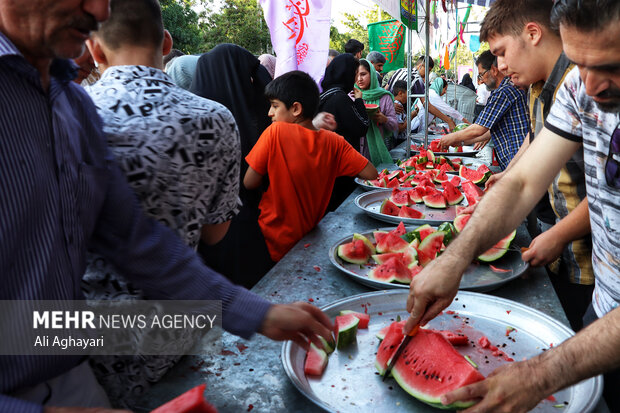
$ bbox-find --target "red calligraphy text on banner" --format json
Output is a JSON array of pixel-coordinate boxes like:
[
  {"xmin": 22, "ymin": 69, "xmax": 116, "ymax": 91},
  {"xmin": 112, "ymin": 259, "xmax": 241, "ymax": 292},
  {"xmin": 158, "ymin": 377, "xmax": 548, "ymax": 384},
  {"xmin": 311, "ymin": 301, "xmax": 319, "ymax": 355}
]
[
  {"xmin": 377, "ymin": 21, "xmax": 405, "ymax": 64},
  {"xmin": 282, "ymin": 0, "xmax": 311, "ymax": 65}
]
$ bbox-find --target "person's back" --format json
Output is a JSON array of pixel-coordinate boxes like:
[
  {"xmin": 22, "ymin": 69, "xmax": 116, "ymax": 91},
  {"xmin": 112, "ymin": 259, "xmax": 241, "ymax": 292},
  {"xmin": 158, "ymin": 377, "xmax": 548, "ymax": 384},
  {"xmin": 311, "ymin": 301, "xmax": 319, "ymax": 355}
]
[{"xmin": 245, "ymin": 71, "xmax": 377, "ymax": 262}]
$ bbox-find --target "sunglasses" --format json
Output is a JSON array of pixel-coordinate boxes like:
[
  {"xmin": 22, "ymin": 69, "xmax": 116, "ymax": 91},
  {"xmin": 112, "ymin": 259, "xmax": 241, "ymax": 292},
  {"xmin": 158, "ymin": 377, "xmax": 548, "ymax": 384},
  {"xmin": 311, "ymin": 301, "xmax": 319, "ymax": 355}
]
[
  {"xmin": 605, "ymin": 123, "xmax": 620, "ymax": 188},
  {"xmin": 477, "ymin": 69, "xmax": 489, "ymax": 81}
]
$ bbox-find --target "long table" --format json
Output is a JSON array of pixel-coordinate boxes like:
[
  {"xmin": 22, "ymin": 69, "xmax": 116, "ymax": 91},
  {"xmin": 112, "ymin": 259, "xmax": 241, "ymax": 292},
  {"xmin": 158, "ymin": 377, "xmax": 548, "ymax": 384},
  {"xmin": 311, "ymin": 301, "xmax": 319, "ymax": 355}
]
[{"xmin": 133, "ymin": 183, "xmax": 609, "ymax": 412}]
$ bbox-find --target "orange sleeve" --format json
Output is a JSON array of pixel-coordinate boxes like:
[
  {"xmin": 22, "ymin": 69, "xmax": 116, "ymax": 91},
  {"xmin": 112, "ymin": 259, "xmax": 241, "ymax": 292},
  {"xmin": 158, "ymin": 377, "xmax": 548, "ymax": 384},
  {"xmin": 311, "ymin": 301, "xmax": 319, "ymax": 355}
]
[
  {"xmin": 333, "ymin": 133, "xmax": 370, "ymax": 177},
  {"xmin": 245, "ymin": 124, "xmax": 273, "ymax": 176}
]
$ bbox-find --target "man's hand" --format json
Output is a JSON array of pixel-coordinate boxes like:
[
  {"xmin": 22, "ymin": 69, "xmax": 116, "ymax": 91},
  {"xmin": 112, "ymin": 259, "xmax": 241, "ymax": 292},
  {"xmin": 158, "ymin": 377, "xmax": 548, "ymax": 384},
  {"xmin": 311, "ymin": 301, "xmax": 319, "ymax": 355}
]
[
  {"xmin": 394, "ymin": 101, "xmax": 405, "ymax": 114},
  {"xmin": 440, "ymin": 360, "xmax": 549, "ymax": 413},
  {"xmin": 447, "ymin": 118, "xmax": 457, "ymax": 132},
  {"xmin": 312, "ymin": 112, "xmax": 337, "ymax": 131},
  {"xmin": 484, "ymin": 171, "xmax": 504, "ymax": 190},
  {"xmin": 439, "ymin": 133, "xmax": 459, "ymax": 150},
  {"xmin": 404, "ymin": 254, "xmax": 463, "ymax": 332},
  {"xmin": 373, "ymin": 111, "xmax": 388, "ymax": 125},
  {"xmin": 44, "ymin": 408, "xmax": 131, "ymax": 413},
  {"xmin": 259, "ymin": 302, "xmax": 333, "ymax": 350},
  {"xmin": 473, "ymin": 138, "xmax": 490, "ymax": 150},
  {"xmin": 353, "ymin": 87, "xmax": 363, "ymax": 100},
  {"xmin": 522, "ymin": 229, "xmax": 565, "ymax": 267}
]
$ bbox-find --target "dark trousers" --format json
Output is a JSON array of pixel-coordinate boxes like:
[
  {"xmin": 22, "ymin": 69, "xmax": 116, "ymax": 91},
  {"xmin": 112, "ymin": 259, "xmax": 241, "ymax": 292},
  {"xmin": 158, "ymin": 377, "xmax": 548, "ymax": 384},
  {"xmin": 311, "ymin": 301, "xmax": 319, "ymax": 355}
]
[{"xmin": 583, "ymin": 304, "xmax": 620, "ymax": 412}]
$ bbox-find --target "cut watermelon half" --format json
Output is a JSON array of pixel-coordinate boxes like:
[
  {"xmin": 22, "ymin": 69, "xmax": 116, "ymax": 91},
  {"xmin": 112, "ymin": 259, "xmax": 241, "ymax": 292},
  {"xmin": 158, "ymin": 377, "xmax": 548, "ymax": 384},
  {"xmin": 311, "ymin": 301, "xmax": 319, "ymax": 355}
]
[
  {"xmin": 478, "ymin": 230, "xmax": 517, "ymax": 262},
  {"xmin": 334, "ymin": 314, "xmax": 359, "ymax": 350},
  {"xmin": 304, "ymin": 343, "xmax": 328, "ymax": 376},
  {"xmin": 388, "ymin": 329, "xmax": 485, "ymax": 410},
  {"xmin": 380, "ymin": 199, "xmax": 401, "ymax": 216},
  {"xmin": 151, "ymin": 384, "xmax": 218, "ymax": 413},
  {"xmin": 339, "ymin": 310, "xmax": 370, "ymax": 329}
]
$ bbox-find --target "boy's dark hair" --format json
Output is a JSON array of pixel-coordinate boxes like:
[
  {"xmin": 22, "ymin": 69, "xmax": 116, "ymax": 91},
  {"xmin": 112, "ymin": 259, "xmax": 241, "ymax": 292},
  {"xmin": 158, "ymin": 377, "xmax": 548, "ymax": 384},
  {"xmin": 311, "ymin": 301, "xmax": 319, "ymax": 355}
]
[
  {"xmin": 96, "ymin": 0, "xmax": 163, "ymax": 50},
  {"xmin": 393, "ymin": 80, "xmax": 408, "ymax": 95},
  {"xmin": 480, "ymin": 0, "xmax": 557, "ymax": 42},
  {"xmin": 476, "ymin": 50, "xmax": 497, "ymax": 71},
  {"xmin": 264, "ymin": 71, "xmax": 319, "ymax": 120},
  {"xmin": 551, "ymin": 0, "xmax": 620, "ymax": 32},
  {"xmin": 415, "ymin": 56, "xmax": 435, "ymax": 70},
  {"xmin": 344, "ymin": 39, "xmax": 364, "ymax": 55}
]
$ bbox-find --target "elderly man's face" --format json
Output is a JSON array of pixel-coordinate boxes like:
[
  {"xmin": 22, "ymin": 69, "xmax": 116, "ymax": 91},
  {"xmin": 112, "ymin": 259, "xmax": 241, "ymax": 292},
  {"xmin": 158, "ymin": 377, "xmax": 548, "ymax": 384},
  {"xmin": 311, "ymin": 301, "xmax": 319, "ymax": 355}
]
[
  {"xmin": 372, "ymin": 61, "xmax": 384, "ymax": 73},
  {"xmin": 561, "ymin": 23, "xmax": 620, "ymax": 111},
  {"xmin": 0, "ymin": 0, "xmax": 109, "ymax": 61}
]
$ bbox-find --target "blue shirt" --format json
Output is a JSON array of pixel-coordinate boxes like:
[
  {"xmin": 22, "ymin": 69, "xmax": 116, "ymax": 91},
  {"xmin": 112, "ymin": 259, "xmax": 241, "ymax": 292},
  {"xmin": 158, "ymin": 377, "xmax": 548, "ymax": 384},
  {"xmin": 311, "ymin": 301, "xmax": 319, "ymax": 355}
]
[
  {"xmin": 0, "ymin": 32, "xmax": 271, "ymax": 412},
  {"xmin": 475, "ymin": 77, "xmax": 530, "ymax": 170}
]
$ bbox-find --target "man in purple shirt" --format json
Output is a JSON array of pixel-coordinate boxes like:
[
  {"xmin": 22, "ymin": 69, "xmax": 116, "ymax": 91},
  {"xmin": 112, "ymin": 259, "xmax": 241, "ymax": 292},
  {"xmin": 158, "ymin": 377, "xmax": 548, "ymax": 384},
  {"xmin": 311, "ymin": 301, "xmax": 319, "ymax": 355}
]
[{"xmin": 0, "ymin": 1, "xmax": 332, "ymax": 411}]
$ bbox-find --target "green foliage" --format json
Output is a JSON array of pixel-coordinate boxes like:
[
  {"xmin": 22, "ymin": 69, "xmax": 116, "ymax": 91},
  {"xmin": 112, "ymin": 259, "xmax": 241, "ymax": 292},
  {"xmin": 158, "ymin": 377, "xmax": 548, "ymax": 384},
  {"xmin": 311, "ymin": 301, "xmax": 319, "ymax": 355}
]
[
  {"xmin": 159, "ymin": 0, "xmax": 203, "ymax": 54},
  {"xmin": 201, "ymin": 0, "xmax": 272, "ymax": 55},
  {"xmin": 330, "ymin": 7, "xmax": 393, "ymax": 55}
]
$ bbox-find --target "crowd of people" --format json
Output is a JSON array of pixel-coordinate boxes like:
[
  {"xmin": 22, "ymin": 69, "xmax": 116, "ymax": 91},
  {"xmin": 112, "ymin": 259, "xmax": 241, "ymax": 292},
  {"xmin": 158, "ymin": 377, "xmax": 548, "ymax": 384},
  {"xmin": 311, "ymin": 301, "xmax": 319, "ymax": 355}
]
[{"xmin": 0, "ymin": 0, "xmax": 618, "ymax": 411}]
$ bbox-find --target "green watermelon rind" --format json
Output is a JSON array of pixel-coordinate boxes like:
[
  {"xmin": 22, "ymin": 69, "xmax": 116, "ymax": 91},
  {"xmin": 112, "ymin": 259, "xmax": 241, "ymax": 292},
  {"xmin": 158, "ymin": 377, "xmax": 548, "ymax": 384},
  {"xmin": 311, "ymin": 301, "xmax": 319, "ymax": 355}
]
[
  {"xmin": 353, "ymin": 233, "xmax": 376, "ymax": 254},
  {"xmin": 477, "ymin": 230, "xmax": 517, "ymax": 262},
  {"xmin": 459, "ymin": 165, "xmax": 488, "ymax": 184},
  {"xmin": 423, "ymin": 194, "xmax": 447, "ymax": 209},
  {"xmin": 380, "ymin": 198, "xmax": 401, "ymax": 216},
  {"xmin": 453, "ymin": 214, "xmax": 471, "ymax": 232},
  {"xmin": 337, "ymin": 241, "xmax": 370, "ymax": 265},
  {"xmin": 317, "ymin": 335, "xmax": 335, "ymax": 354},
  {"xmin": 335, "ymin": 315, "xmax": 359, "ymax": 350},
  {"xmin": 417, "ymin": 231, "xmax": 446, "ymax": 258},
  {"xmin": 391, "ymin": 368, "xmax": 477, "ymax": 410}
]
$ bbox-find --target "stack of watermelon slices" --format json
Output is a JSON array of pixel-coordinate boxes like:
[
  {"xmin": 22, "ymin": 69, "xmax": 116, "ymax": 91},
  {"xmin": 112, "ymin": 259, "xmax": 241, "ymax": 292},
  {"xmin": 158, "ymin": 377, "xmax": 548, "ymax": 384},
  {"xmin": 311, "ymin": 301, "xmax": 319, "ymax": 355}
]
[
  {"xmin": 365, "ymin": 165, "xmax": 462, "ymax": 190},
  {"xmin": 459, "ymin": 164, "xmax": 492, "ymax": 185},
  {"xmin": 453, "ymin": 213, "xmax": 517, "ymax": 262},
  {"xmin": 380, "ymin": 183, "xmax": 464, "ymax": 214}
]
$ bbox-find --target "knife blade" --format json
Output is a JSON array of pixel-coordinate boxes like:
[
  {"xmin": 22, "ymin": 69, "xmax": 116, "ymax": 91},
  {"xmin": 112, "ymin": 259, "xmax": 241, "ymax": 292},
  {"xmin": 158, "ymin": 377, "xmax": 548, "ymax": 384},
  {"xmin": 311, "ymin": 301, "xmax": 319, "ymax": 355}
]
[{"xmin": 382, "ymin": 324, "xmax": 420, "ymax": 381}]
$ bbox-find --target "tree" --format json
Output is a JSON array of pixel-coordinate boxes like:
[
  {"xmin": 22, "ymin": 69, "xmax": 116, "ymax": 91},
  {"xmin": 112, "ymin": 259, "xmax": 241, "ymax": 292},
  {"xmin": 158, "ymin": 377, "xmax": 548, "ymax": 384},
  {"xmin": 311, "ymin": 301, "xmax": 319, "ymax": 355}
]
[
  {"xmin": 159, "ymin": 0, "xmax": 204, "ymax": 54},
  {"xmin": 201, "ymin": 0, "xmax": 272, "ymax": 55},
  {"xmin": 330, "ymin": 7, "xmax": 397, "ymax": 55}
]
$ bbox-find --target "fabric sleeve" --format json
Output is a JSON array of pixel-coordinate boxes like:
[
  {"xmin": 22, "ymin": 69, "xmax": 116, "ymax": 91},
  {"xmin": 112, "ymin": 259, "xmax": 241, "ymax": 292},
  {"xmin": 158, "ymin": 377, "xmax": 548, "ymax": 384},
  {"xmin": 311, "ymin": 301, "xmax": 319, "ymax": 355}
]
[
  {"xmin": 321, "ymin": 93, "xmax": 369, "ymax": 144},
  {"xmin": 0, "ymin": 395, "xmax": 42, "ymax": 413},
  {"xmin": 412, "ymin": 79, "xmax": 425, "ymax": 96},
  {"xmin": 544, "ymin": 68, "xmax": 583, "ymax": 143},
  {"xmin": 334, "ymin": 133, "xmax": 371, "ymax": 177},
  {"xmin": 91, "ymin": 149, "xmax": 272, "ymax": 339},
  {"xmin": 202, "ymin": 107, "xmax": 242, "ymax": 224},
  {"xmin": 380, "ymin": 94, "xmax": 399, "ymax": 132},
  {"xmin": 475, "ymin": 88, "xmax": 514, "ymax": 130},
  {"xmin": 429, "ymin": 92, "xmax": 464, "ymax": 121},
  {"xmin": 245, "ymin": 124, "xmax": 274, "ymax": 176}
]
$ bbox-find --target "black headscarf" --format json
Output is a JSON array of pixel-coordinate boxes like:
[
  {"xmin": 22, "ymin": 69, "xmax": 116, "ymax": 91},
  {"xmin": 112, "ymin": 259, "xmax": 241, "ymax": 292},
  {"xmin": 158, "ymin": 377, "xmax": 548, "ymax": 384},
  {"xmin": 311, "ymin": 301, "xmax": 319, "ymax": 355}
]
[
  {"xmin": 190, "ymin": 44, "xmax": 272, "ymax": 160},
  {"xmin": 321, "ymin": 53, "xmax": 359, "ymax": 92},
  {"xmin": 460, "ymin": 73, "xmax": 476, "ymax": 91}
]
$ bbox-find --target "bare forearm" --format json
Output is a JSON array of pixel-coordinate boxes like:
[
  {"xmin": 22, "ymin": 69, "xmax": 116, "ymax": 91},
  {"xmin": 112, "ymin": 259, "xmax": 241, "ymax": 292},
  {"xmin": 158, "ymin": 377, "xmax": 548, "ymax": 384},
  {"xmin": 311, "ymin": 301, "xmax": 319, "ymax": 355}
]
[
  {"xmin": 467, "ymin": 130, "xmax": 492, "ymax": 144},
  {"xmin": 533, "ymin": 307, "xmax": 620, "ymax": 396},
  {"xmin": 428, "ymin": 102, "xmax": 452, "ymax": 124},
  {"xmin": 548, "ymin": 197, "xmax": 591, "ymax": 243}
]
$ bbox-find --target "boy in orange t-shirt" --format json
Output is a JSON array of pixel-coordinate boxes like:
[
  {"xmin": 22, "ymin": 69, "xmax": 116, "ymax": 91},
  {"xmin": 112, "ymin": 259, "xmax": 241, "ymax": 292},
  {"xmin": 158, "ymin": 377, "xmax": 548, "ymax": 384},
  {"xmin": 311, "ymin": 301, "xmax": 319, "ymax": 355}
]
[{"xmin": 245, "ymin": 71, "xmax": 378, "ymax": 263}]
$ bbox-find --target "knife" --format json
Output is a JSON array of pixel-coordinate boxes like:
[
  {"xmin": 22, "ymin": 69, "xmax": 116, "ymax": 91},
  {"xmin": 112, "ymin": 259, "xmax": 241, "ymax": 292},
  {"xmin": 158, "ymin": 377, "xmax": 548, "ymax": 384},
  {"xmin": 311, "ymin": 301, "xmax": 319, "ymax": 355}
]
[{"xmin": 382, "ymin": 324, "xmax": 420, "ymax": 381}]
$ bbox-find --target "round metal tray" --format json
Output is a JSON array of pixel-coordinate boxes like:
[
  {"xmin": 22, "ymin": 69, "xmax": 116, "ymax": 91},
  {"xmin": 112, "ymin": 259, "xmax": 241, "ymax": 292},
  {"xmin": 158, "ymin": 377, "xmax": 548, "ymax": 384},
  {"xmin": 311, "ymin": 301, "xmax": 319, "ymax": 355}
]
[
  {"xmin": 355, "ymin": 189, "xmax": 468, "ymax": 226},
  {"xmin": 328, "ymin": 227, "xmax": 529, "ymax": 292},
  {"xmin": 354, "ymin": 175, "xmax": 466, "ymax": 192},
  {"xmin": 281, "ymin": 290, "xmax": 602, "ymax": 413}
]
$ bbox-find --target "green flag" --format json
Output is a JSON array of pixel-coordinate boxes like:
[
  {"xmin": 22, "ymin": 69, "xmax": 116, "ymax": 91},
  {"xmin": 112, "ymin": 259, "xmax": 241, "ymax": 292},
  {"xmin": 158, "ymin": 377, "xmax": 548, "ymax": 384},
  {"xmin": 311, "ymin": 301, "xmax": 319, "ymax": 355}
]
[{"xmin": 368, "ymin": 19, "xmax": 406, "ymax": 73}]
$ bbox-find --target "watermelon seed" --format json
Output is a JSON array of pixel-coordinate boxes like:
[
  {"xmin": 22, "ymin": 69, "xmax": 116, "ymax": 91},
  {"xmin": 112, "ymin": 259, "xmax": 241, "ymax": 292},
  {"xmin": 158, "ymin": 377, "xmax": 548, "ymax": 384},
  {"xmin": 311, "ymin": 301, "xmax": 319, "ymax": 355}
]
[
  {"xmin": 249, "ymin": 368, "xmax": 254, "ymax": 371},
  {"xmin": 425, "ymin": 375, "xmax": 429, "ymax": 379},
  {"xmin": 388, "ymin": 386, "xmax": 393, "ymax": 390}
]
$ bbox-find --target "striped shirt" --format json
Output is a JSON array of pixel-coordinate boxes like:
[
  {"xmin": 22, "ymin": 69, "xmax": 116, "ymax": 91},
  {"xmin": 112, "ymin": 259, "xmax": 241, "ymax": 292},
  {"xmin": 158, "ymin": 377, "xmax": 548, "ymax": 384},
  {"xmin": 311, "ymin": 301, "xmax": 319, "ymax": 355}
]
[
  {"xmin": 545, "ymin": 67, "xmax": 620, "ymax": 317},
  {"xmin": 0, "ymin": 31, "xmax": 270, "ymax": 412},
  {"xmin": 476, "ymin": 77, "xmax": 530, "ymax": 170},
  {"xmin": 383, "ymin": 67, "xmax": 424, "ymax": 96}
]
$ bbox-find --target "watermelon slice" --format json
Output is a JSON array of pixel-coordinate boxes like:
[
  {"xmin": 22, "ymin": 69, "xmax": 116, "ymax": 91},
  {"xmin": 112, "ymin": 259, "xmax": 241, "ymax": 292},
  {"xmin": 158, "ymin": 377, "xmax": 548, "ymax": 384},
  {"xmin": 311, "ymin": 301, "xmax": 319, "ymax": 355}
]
[
  {"xmin": 388, "ymin": 329, "xmax": 485, "ymax": 410},
  {"xmin": 478, "ymin": 230, "xmax": 517, "ymax": 262},
  {"xmin": 367, "ymin": 177, "xmax": 387, "ymax": 188},
  {"xmin": 449, "ymin": 176, "xmax": 461, "ymax": 187},
  {"xmin": 436, "ymin": 330, "xmax": 469, "ymax": 346},
  {"xmin": 386, "ymin": 178, "xmax": 400, "ymax": 188},
  {"xmin": 459, "ymin": 165, "xmax": 488, "ymax": 185},
  {"xmin": 353, "ymin": 233, "xmax": 376, "ymax": 254},
  {"xmin": 380, "ymin": 199, "xmax": 400, "ymax": 216},
  {"xmin": 151, "ymin": 384, "xmax": 218, "ymax": 413},
  {"xmin": 334, "ymin": 314, "xmax": 359, "ymax": 350},
  {"xmin": 413, "ymin": 224, "xmax": 435, "ymax": 241},
  {"xmin": 423, "ymin": 193, "xmax": 447, "ymax": 209},
  {"xmin": 390, "ymin": 189, "xmax": 410, "ymax": 207},
  {"xmin": 317, "ymin": 335, "xmax": 335, "ymax": 354},
  {"xmin": 441, "ymin": 181, "xmax": 464, "ymax": 205},
  {"xmin": 337, "ymin": 239, "xmax": 372, "ymax": 264},
  {"xmin": 373, "ymin": 230, "xmax": 389, "ymax": 245},
  {"xmin": 375, "ymin": 321, "xmax": 405, "ymax": 375},
  {"xmin": 387, "ymin": 170, "xmax": 403, "ymax": 181},
  {"xmin": 453, "ymin": 214, "xmax": 471, "ymax": 232},
  {"xmin": 339, "ymin": 310, "xmax": 370, "ymax": 329},
  {"xmin": 433, "ymin": 170, "xmax": 450, "ymax": 183},
  {"xmin": 461, "ymin": 180, "xmax": 484, "ymax": 206},
  {"xmin": 368, "ymin": 256, "xmax": 411, "ymax": 283},
  {"xmin": 376, "ymin": 320, "xmax": 406, "ymax": 341},
  {"xmin": 304, "ymin": 343, "xmax": 328, "ymax": 376},
  {"xmin": 399, "ymin": 205, "xmax": 425, "ymax": 219},
  {"xmin": 391, "ymin": 221, "xmax": 407, "ymax": 236},
  {"xmin": 416, "ymin": 231, "xmax": 445, "ymax": 265},
  {"xmin": 376, "ymin": 232, "xmax": 409, "ymax": 253},
  {"xmin": 372, "ymin": 252, "xmax": 405, "ymax": 265},
  {"xmin": 407, "ymin": 187, "xmax": 424, "ymax": 204},
  {"xmin": 427, "ymin": 149, "xmax": 436, "ymax": 163}
]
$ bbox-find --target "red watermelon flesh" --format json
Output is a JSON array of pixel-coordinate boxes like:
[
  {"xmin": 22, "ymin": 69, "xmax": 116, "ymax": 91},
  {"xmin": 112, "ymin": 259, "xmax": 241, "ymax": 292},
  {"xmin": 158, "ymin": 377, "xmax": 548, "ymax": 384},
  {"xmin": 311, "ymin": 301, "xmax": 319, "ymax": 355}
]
[
  {"xmin": 417, "ymin": 231, "xmax": 445, "ymax": 264},
  {"xmin": 449, "ymin": 176, "xmax": 461, "ymax": 187},
  {"xmin": 151, "ymin": 384, "xmax": 218, "ymax": 413},
  {"xmin": 436, "ymin": 330, "xmax": 469, "ymax": 346},
  {"xmin": 410, "ymin": 264, "xmax": 424, "ymax": 278},
  {"xmin": 477, "ymin": 164, "xmax": 491, "ymax": 175},
  {"xmin": 386, "ymin": 178, "xmax": 400, "ymax": 188},
  {"xmin": 414, "ymin": 224, "xmax": 435, "ymax": 241},
  {"xmin": 375, "ymin": 321, "xmax": 405, "ymax": 374},
  {"xmin": 390, "ymin": 188, "xmax": 410, "ymax": 207},
  {"xmin": 380, "ymin": 199, "xmax": 401, "ymax": 216},
  {"xmin": 368, "ymin": 177, "xmax": 387, "ymax": 188},
  {"xmin": 461, "ymin": 181, "xmax": 484, "ymax": 205},
  {"xmin": 391, "ymin": 221, "xmax": 407, "ymax": 236},
  {"xmin": 372, "ymin": 252, "xmax": 404, "ymax": 265},
  {"xmin": 399, "ymin": 205, "xmax": 425, "ymax": 219},
  {"xmin": 368, "ymin": 257, "xmax": 410, "ymax": 283},
  {"xmin": 441, "ymin": 182, "xmax": 464, "ymax": 205},
  {"xmin": 304, "ymin": 343, "xmax": 328, "ymax": 376},
  {"xmin": 423, "ymin": 193, "xmax": 447, "ymax": 209},
  {"xmin": 339, "ymin": 311, "xmax": 370, "ymax": 329},
  {"xmin": 376, "ymin": 320, "xmax": 406, "ymax": 341},
  {"xmin": 453, "ymin": 214, "xmax": 471, "ymax": 232},
  {"xmin": 459, "ymin": 165, "xmax": 487, "ymax": 184},
  {"xmin": 433, "ymin": 170, "xmax": 450, "ymax": 183},
  {"xmin": 337, "ymin": 239, "xmax": 372, "ymax": 265},
  {"xmin": 439, "ymin": 163, "xmax": 454, "ymax": 174},
  {"xmin": 373, "ymin": 231, "xmax": 389, "ymax": 245},
  {"xmin": 387, "ymin": 170, "xmax": 403, "ymax": 180},
  {"xmin": 376, "ymin": 232, "xmax": 409, "ymax": 253},
  {"xmin": 408, "ymin": 187, "xmax": 425, "ymax": 203},
  {"xmin": 390, "ymin": 329, "xmax": 485, "ymax": 409}
]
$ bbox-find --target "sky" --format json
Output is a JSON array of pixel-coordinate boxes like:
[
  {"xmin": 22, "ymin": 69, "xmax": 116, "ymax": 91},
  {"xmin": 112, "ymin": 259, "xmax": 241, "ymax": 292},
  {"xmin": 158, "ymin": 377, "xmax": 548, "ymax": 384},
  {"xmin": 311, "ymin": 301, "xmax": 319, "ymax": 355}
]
[{"xmin": 331, "ymin": 0, "xmax": 377, "ymax": 30}]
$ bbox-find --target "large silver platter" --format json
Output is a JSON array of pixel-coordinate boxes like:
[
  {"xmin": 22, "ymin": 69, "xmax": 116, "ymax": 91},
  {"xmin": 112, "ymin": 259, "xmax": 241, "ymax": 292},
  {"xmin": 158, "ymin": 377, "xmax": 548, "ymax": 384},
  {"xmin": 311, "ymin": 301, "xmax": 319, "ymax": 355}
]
[
  {"xmin": 354, "ymin": 175, "xmax": 466, "ymax": 192},
  {"xmin": 281, "ymin": 290, "xmax": 602, "ymax": 413},
  {"xmin": 328, "ymin": 227, "xmax": 529, "ymax": 292},
  {"xmin": 355, "ymin": 189, "xmax": 468, "ymax": 226}
]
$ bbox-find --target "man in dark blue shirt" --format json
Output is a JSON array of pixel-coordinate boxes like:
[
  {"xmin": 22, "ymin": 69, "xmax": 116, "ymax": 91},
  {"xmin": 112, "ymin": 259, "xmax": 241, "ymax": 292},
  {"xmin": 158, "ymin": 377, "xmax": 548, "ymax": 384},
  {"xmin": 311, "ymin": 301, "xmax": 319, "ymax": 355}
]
[{"xmin": 0, "ymin": 1, "xmax": 332, "ymax": 411}]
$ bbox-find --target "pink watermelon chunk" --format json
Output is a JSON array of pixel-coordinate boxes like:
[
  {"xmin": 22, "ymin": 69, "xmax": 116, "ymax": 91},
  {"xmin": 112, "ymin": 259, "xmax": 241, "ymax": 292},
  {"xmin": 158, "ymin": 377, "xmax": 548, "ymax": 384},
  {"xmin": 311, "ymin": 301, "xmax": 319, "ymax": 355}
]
[
  {"xmin": 151, "ymin": 384, "xmax": 218, "ymax": 413},
  {"xmin": 304, "ymin": 343, "xmax": 328, "ymax": 376},
  {"xmin": 423, "ymin": 193, "xmax": 447, "ymax": 209},
  {"xmin": 373, "ymin": 231, "xmax": 389, "ymax": 245},
  {"xmin": 408, "ymin": 187, "xmax": 425, "ymax": 203},
  {"xmin": 368, "ymin": 177, "xmax": 387, "ymax": 188},
  {"xmin": 390, "ymin": 188, "xmax": 410, "ymax": 207},
  {"xmin": 441, "ymin": 181, "xmax": 464, "ymax": 205},
  {"xmin": 436, "ymin": 330, "xmax": 469, "ymax": 346},
  {"xmin": 416, "ymin": 231, "xmax": 445, "ymax": 265},
  {"xmin": 453, "ymin": 214, "xmax": 471, "ymax": 232},
  {"xmin": 368, "ymin": 257, "xmax": 411, "ymax": 283},
  {"xmin": 461, "ymin": 181, "xmax": 484, "ymax": 206},
  {"xmin": 459, "ymin": 165, "xmax": 488, "ymax": 184},
  {"xmin": 380, "ymin": 199, "xmax": 401, "ymax": 216},
  {"xmin": 399, "ymin": 205, "xmax": 425, "ymax": 219},
  {"xmin": 337, "ymin": 239, "xmax": 372, "ymax": 264},
  {"xmin": 433, "ymin": 170, "xmax": 450, "ymax": 183},
  {"xmin": 386, "ymin": 178, "xmax": 400, "ymax": 188},
  {"xmin": 375, "ymin": 321, "xmax": 405, "ymax": 374},
  {"xmin": 449, "ymin": 176, "xmax": 461, "ymax": 187},
  {"xmin": 376, "ymin": 232, "xmax": 409, "ymax": 253},
  {"xmin": 339, "ymin": 311, "xmax": 370, "ymax": 329},
  {"xmin": 391, "ymin": 221, "xmax": 407, "ymax": 236},
  {"xmin": 387, "ymin": 329, "xmax": 485, "ymax": 410}
]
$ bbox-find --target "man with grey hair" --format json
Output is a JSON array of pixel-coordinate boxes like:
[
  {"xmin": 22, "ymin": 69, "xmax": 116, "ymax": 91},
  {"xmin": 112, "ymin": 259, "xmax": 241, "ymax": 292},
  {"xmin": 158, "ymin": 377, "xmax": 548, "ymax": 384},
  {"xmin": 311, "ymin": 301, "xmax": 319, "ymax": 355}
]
[{"xmin": 366, "ymin": 50, "xmax": 387, "ymax": 82}]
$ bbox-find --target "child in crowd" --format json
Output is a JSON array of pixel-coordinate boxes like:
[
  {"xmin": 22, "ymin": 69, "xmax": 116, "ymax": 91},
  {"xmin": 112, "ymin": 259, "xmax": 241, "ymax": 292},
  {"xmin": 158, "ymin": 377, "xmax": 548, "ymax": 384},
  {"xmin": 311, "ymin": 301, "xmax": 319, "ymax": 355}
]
[
  {"xmin": 392, "ymin": 80, "xmax": 420, "ymax": 141},
  {"xmin": 244, "ymin": 71, "xmax": 378, "ymax": 266}
]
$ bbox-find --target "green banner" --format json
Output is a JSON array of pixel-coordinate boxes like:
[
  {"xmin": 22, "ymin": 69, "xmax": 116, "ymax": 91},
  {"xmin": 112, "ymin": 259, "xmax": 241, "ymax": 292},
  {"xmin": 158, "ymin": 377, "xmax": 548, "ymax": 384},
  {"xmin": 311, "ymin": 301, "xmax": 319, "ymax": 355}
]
[
  {"xmin": 400, "ymin": 0, "xmax": 418, "ymax": 31},
  {"xmin": 368, "ymin": 19, "xmax": 406, "ymax": 73}
]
